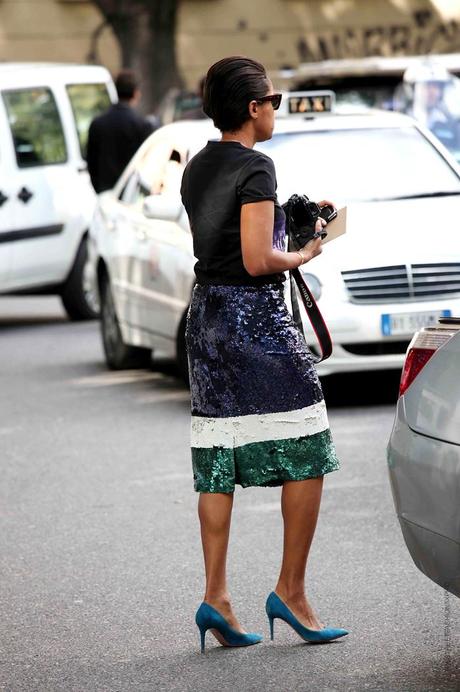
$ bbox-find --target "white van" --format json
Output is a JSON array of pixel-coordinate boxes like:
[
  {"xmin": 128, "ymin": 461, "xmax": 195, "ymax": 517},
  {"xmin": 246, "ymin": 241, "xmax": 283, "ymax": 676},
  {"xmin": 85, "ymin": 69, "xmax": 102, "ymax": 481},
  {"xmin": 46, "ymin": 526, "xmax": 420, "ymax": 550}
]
[{"xmin": 0, "ymin": 63, "xmax": 117, "ymax": 319}]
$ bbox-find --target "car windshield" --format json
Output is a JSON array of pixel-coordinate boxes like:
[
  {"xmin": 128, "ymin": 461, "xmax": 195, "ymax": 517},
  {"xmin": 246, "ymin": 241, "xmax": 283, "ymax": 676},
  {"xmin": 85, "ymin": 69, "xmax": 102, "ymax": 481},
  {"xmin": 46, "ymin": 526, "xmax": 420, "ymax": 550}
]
[{"xmin": 258, "ymin": 126, "xmax": 460, "ymax": 206}]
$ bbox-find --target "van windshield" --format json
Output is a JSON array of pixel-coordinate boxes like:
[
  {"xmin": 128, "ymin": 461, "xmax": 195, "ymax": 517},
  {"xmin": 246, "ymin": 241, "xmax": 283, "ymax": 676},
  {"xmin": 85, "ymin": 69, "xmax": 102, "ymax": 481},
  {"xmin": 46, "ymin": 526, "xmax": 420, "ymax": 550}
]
[{"xmin": 259, "ymin": 126, "xmax": 460, "ymax": 205}]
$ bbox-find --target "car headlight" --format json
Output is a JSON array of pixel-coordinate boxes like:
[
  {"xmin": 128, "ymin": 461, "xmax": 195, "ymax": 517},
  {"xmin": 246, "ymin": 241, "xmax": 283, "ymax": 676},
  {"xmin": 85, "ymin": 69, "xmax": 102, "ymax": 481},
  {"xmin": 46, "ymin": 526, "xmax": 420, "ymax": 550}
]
[{"xmin": 299, "ymin": 271, "xmax": 322, "ymax": 301}]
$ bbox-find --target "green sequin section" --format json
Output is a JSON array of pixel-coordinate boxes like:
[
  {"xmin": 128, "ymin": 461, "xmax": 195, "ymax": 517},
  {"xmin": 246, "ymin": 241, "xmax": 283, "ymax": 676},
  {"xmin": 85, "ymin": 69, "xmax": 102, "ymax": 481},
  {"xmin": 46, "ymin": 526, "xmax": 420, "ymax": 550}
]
[{"xmin": 192, "ymin": 428, "xmax": 339, "ymax": 493}]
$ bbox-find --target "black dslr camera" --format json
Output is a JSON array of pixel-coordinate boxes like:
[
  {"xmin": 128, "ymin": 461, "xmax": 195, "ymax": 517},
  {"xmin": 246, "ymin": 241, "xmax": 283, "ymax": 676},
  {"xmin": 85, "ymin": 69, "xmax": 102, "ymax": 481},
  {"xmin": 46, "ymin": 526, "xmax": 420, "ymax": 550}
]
[{"xmin": 282, "ymin": 194, "xmax": 336, "ymax": 250}]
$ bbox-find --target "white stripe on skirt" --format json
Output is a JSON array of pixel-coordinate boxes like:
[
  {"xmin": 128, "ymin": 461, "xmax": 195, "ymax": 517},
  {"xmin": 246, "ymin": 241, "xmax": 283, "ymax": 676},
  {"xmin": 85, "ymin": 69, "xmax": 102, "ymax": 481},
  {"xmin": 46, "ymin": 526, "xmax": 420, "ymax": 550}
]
[{"xmin": 191, "ymin": 400, "xmax": 329, "ymax": 449}]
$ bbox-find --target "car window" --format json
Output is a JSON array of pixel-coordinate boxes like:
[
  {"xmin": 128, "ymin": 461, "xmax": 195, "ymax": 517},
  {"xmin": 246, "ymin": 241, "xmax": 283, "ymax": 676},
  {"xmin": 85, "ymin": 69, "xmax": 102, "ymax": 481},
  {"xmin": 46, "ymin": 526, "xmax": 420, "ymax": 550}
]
[
  {"xmin": 2, "ymin": 87, "xmax": 67, "ymax": 167},
  {"xmin": 121, "ymin": 139, "xmax": 184, "ymax": 208},
  {"xmin": 161, "ymin": 150, "xmax": 184, "ymax": 196},
  {"xmin": 259, "ymin": 126, "xmax": 460, "ymax": 205},
  {"xmin": 66, "ymin": 83, "xmax": 112, "ymax": 159},
  {"xmin": 118, "ymin": 169, "xmax": 140, "ymax": 204}
]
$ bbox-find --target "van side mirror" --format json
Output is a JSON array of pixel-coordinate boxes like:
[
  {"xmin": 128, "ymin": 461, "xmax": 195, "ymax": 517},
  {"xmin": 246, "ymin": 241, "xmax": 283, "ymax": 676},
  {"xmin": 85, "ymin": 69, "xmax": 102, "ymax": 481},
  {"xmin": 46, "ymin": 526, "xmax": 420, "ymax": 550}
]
[{"xmin": 142, "ymin": 194, "xmax": 182, "ymax": 221}]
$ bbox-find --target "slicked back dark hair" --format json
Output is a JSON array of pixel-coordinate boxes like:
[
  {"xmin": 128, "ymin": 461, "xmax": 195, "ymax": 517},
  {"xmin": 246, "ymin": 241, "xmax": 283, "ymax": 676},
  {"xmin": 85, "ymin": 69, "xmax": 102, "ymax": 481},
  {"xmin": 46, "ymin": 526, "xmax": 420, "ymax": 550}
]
[
  {"xmin": 115, "ymin": 69, "xmax": 139, "ymax": 100},
  {"xmin": 203, "ymin": 56, "xmax": 270, "ymax": 132}
]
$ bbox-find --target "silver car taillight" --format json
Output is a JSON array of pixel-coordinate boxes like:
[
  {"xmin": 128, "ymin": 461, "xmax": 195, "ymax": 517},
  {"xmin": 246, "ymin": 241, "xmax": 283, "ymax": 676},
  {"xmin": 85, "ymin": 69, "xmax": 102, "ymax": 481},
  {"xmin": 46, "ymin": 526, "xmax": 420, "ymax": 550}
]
[{"xmin": 399, "ymin": 327, "xmax": 457, "ymax": 396}]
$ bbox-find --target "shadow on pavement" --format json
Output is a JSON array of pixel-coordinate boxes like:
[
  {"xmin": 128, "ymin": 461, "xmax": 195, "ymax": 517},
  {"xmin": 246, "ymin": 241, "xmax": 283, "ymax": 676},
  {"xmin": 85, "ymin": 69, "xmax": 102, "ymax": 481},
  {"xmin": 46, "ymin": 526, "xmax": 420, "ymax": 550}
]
[
  {"xmin": 321, "ymin": 370, "xmax": 402, "ymax": 408},
  {"xmin": 0, "ymin": 297, "xmax": 68, "ymax": 329},
  {"xmin": 0, "ymin": 314, "xmax": 68, "ymax": 330}
]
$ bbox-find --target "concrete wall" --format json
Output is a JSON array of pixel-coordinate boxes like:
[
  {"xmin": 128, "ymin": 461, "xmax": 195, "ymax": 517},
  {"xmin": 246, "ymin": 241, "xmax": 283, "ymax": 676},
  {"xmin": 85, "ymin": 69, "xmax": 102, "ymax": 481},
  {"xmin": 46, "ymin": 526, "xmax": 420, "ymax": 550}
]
[
  {"xmin": 0, "ymin": 0, "xmax": 119, "ymax": 69},
  {"xmin": 177, "ymin": 0, "xmax": 460, "ymax": 87},
  {"xmin": 1, "ymin": 0, "xmax": 460, "ymax": 90}
]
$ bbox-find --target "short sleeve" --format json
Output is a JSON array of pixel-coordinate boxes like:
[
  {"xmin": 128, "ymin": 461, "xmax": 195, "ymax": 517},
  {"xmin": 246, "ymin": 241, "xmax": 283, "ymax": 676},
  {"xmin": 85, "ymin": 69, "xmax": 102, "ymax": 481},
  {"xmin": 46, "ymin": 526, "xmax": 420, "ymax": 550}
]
[{"xmin": 237, "ymin": 154, "xmax": 277, "ymax": 205}]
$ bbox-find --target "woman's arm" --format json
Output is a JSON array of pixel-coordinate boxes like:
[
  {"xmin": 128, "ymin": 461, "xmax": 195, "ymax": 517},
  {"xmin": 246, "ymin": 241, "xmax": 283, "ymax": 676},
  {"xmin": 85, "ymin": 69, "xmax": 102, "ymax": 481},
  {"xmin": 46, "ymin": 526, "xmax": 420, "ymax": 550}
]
[{"xmin": 240, "ymin": 200, "xmax": 324, "ymax": 277}]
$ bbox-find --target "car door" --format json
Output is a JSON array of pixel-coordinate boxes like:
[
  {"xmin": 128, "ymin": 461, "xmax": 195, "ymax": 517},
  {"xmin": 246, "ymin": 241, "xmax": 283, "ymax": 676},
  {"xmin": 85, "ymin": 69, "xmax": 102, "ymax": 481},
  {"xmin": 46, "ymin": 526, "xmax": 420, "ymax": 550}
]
[
  {"xmin": 1, "ymin": 85, "xmax": 77, "ymax": 288},
  {"xmin": 114, "ymin": 136, "xmax": 193, "ymax": 343},
  {"xmin": 140, "ymin": 143, "xmax": 194, "ymax": 339},
  {"xmin": 0, "ymin": 100, "xmax": 13, "ymax": 286},
  {"xmin": 103, "ymin": 168, "xmax": 150, "ymax": 333}
]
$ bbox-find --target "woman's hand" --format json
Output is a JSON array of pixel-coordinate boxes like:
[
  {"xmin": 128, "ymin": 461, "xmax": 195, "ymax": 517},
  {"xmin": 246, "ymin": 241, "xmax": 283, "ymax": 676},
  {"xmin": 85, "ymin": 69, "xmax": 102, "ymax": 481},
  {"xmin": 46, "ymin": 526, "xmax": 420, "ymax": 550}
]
[
  {"xmin": 299, "ymin": 216, "xmax": 326, "ymax": 262},
  {"xmin": 317, "ymin": 199, "xmax": 336, "ymax": 209},
  {"xmin": 297, "ymin": 198, "xmax": 336, "ymax": 264}
]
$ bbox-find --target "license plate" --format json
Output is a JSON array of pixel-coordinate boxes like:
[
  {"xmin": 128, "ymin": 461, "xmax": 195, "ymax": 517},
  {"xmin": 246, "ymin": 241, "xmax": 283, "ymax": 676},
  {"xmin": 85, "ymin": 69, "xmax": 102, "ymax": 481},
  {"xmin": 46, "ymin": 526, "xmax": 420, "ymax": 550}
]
[{"xmin": 381, "ymin": 310, "xmax": 452, "ymax": 336}]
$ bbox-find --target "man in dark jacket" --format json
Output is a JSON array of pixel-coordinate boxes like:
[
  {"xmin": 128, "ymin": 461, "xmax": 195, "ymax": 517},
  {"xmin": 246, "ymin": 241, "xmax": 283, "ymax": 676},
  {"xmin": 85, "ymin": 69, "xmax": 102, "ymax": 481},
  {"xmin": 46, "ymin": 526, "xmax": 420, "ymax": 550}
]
[{"xmin": 86, "ymin": 70, "xmax": 154, "ymax": 193}]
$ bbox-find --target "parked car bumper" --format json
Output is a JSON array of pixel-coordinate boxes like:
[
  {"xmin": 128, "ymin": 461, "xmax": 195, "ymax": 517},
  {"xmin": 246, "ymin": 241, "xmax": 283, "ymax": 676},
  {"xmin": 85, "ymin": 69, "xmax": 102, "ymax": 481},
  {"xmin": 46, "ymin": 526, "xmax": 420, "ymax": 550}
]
[{"xmin": 387, "ymin": 396, "xmax": 460, "ymax": 597}]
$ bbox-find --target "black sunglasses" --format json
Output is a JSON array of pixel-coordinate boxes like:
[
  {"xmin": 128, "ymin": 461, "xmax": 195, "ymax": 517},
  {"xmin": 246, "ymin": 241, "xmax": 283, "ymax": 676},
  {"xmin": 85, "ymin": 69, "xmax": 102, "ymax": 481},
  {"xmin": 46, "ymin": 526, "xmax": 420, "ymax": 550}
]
[{"xmin": 255, "ymin": 93, "xmax": 282, "ymax": 110}]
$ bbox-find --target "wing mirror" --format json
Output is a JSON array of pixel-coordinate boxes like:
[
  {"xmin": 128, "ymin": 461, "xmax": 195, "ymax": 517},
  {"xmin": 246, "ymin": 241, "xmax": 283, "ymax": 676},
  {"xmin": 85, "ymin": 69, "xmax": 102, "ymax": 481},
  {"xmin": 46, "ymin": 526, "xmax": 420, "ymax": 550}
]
[{"xmin": 142, "ymin": 194, "xmax": 182, "ymax": 221}]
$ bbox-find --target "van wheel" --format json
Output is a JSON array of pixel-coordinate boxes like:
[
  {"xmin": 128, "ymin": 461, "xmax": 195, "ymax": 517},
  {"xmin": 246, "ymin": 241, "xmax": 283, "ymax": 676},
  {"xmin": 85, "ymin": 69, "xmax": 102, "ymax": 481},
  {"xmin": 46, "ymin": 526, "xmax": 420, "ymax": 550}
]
[
  {"xmin": 100, "ymin": 275, "xmax": 152, "ymax": 370},
  {"xmin": 176, "ymin": 310, "xmax": 189, "ymax": 385},
  {"xmin": 61, "ymin": 236, "xmax": 99, "ymax": 321}
]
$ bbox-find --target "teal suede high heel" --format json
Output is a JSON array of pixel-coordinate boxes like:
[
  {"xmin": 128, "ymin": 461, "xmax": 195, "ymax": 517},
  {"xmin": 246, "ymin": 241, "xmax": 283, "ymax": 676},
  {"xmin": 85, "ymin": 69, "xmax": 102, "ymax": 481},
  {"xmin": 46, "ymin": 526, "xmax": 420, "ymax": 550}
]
[
  {"xmin": 266, "ymin": 592, "xmax": 348, "ymax": 644},
  {"xmin": 195, "ymin": 602, "xmax": 263, "ymax": 653}
]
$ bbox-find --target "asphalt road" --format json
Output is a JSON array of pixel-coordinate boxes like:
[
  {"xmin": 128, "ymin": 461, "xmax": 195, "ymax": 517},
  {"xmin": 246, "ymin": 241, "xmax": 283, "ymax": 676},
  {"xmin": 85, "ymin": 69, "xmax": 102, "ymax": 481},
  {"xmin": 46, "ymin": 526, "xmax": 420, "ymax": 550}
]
[{"xmin": 1, "ymin": 297, "xmax": 459, "ymax": 692}]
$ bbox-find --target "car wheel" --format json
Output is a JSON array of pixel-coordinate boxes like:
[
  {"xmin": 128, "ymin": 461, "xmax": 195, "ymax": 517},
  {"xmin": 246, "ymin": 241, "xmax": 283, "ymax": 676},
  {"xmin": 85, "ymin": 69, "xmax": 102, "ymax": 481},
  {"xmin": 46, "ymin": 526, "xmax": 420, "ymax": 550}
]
[
  {"xmin": 176, "ymin": 310, "xmax": 189, "ymax": 385},
  {"xmin": 61, "ymin": 235, "xmax": 99, "ymax": 321},
  {"xmin": 100, "ymin": 274, "xmax": 152, "ymax": 370}
]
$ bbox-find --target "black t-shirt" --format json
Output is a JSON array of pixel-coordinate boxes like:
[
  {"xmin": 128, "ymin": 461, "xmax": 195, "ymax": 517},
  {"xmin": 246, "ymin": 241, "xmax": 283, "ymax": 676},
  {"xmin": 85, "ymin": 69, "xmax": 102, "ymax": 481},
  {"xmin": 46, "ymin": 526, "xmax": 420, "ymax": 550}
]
[{"xmin": 180, "ymin": 140, "xmax": 286, "ymax": 286}]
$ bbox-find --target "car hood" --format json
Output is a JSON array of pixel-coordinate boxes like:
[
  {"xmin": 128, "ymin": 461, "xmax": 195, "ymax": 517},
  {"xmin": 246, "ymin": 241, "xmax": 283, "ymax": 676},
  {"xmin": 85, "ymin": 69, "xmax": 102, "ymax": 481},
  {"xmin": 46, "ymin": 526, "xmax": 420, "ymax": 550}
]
[{"xmin": 315, "ymin": 196, "xmax": 460, "ymax": 272}]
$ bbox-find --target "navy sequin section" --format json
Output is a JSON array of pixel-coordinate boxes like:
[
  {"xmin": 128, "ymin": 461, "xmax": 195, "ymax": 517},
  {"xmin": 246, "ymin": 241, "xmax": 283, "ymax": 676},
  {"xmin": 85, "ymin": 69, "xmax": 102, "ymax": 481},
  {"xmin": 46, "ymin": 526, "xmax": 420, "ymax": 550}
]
[{"xmin": 186, "ymin": 284, "xmax": 324, "ymax": 418}]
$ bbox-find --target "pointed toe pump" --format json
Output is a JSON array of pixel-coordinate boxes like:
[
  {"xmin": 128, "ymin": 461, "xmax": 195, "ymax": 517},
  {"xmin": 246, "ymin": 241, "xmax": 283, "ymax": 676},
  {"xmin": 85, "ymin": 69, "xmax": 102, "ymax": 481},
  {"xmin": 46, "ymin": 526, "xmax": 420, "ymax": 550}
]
[
  {"xmin": 195, "ymin": 602, "xmax": 263, "ymax": 653},
  {"xmin": 265, "ymin": 592, "xmax": 348, "ymax": 644}
]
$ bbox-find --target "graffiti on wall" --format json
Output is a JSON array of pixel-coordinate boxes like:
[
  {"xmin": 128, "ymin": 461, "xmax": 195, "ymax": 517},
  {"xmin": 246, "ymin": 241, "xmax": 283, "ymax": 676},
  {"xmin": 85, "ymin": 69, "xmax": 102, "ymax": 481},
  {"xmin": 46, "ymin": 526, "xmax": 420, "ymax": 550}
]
[{"xmin": 297, "ymin": 10, "xmax": 460, "ymax": 62}]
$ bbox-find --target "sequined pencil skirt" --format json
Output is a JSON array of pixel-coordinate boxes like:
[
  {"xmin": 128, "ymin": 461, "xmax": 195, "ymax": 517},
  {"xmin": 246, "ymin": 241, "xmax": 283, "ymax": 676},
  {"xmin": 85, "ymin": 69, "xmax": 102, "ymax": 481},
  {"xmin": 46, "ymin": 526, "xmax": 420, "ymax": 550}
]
[{"xmin": 186, "ymin": 283, "xmax": 339, "ymax": 493}]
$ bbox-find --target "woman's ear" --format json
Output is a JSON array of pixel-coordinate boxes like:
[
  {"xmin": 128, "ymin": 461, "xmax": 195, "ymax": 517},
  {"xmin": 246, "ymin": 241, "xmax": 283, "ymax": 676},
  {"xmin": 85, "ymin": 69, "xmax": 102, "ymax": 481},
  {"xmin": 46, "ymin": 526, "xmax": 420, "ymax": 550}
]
[{"xmin": 248, "ymin": 100, "xmax": 259, "ymax": 120}]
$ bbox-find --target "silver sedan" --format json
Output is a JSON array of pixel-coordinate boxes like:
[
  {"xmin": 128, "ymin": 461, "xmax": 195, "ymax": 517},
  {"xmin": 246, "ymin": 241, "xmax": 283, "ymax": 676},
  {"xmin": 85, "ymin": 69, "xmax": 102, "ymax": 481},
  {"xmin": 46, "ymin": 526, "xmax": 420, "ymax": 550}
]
[{"xmin": 387, "ymin": 317, "xmax": 460, "ymax": 597}]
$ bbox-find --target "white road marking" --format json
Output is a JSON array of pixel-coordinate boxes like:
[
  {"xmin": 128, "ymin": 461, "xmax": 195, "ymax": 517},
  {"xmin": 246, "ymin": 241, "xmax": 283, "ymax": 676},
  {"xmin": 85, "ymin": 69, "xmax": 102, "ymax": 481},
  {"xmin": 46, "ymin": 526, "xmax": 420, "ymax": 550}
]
[
  {"xmin": 136, "ymin": 391, "xmax": 190, "ymax": 404},
  {"xmin": 69, "ymin": 370, "xmax": 173, "ymax": 387}
]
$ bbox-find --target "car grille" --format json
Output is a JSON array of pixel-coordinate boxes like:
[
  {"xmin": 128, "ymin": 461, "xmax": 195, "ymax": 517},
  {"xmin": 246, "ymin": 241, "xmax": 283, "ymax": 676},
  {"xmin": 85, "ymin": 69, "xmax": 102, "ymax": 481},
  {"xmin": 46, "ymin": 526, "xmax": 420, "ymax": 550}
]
[{"xmin": 342, "ymin": 263, "xmax": 460, "ymax": 303}]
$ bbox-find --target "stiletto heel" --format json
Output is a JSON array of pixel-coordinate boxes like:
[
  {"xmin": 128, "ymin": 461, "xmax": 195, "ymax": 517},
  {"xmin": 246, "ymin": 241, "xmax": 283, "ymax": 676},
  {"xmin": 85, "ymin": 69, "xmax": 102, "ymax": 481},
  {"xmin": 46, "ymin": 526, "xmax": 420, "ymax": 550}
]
[
  {"xmin": 265, "ymin": 592, "xmax": 348, "ymax": 644},
  {"xmin": 195, "ymin": 602, "xmax": 263, "ymax": 653},
  {"xmin": 268, "ymin": 616, "xmax": 274, "ymax": 641},
  {"xmin": 199, "ymin": 627, "xmax": 206, "ymax": 653}
]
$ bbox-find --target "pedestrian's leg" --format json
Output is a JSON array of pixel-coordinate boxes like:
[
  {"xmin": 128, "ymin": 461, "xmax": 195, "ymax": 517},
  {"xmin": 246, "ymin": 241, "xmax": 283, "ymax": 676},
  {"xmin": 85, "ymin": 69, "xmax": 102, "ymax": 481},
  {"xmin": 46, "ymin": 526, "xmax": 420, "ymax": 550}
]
[
  {"xmin": 274, "ymin": 476, "xmax": 325, "ymax": 630},
  {"xmin": 198, "ymin": 492, "xmax": 245, "ymax": 632}
]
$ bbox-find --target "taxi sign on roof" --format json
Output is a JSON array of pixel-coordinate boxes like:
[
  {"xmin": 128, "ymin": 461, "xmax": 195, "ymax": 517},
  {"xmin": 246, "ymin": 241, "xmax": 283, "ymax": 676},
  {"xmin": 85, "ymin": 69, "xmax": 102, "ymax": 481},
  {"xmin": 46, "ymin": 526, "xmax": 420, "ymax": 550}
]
[{"xmin": 278, "ymin": 90, "xmax": 335, "ymax": 117}]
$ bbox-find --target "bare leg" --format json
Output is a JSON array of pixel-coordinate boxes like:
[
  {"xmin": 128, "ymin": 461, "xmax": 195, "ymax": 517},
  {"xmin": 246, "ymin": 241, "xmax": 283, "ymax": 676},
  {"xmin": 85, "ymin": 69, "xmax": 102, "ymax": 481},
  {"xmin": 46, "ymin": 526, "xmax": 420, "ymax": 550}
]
[
  {"xmin": 275, "ymin": 476, "xmax": 325, "ymax": 630},
  {"xmin": 198, "ymin": 492, "xmax": 245, "ymax": 632}
]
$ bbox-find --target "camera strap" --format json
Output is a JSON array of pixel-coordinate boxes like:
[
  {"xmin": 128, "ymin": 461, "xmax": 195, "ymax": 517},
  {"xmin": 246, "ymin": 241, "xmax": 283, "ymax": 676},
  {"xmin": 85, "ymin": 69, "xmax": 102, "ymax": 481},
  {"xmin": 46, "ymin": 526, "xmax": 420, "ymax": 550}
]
[
  {"xmin": 290, "ymin": 268, "xmax": 333, "ymax": 363},
  {"xmin": 283, "ymin": 194, "xmax": 332, "ymax": 362}
]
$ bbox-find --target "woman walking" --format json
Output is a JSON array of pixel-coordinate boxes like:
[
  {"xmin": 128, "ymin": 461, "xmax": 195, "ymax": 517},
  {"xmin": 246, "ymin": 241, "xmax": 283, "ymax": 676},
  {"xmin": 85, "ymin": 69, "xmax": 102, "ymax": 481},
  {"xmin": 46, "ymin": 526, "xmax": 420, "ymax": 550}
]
[{"xmin": 180, "ymin": 56, "xmax": 348, "ymax": 652}]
